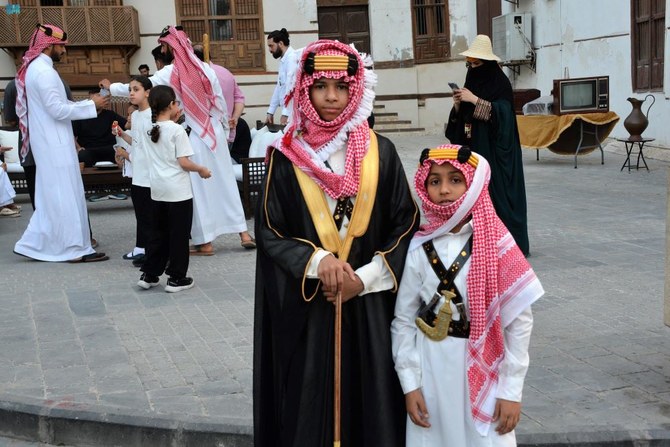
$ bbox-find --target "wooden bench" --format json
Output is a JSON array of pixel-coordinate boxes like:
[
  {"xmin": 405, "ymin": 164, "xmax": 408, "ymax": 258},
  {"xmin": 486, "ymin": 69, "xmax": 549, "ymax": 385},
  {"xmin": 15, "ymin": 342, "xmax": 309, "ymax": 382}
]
[{"xmin": 8, "ymin": 166, "xmax": 131, "ymax": 196}]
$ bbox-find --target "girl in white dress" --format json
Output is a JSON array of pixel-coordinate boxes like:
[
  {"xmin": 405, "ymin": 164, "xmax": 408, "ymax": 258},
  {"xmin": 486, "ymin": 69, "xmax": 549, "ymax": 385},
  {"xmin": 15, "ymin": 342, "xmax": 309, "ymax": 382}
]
[{"xmin": 391, "ymin": 145, "xmax": 544, "ymax": 446}]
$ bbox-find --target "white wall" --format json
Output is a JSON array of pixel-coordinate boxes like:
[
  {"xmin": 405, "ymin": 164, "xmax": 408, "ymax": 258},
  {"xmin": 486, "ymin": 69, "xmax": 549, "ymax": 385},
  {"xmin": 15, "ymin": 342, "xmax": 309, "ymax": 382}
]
[
  {"xmin": 513, "ymin": 0, "xmax": 670, "ymax": 147},
  {"xmin": 369, "ymin": 0, "xmax": 414, "ymax": 62},
  {"xmin": 125, "ymin": 0, "xmax": 176, "ymax": 75}
]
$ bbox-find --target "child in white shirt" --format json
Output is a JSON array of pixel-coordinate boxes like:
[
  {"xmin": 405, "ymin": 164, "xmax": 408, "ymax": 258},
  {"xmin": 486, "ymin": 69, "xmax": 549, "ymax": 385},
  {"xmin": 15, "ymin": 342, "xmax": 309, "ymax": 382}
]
[
  {"xmin": 136, "ymin": 85, "xmax": 211, "ymax": 293},
  {"xmin": 391, "ymin": 145, "xmax": 544, "ymax": 446},
  {"xmin": 114, "ymin": 76, "xmax": 152, "ymax": 264}
]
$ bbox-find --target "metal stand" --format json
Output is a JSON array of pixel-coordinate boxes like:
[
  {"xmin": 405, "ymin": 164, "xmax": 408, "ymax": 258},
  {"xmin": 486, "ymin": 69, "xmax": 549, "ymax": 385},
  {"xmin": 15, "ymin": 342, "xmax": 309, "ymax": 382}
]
[
  {"xmin": 574, "ymin": 120, "xmax": 605, "ymax": 169},
  {"xmin": 618, "ymin": 137, "xmax": 653, "ymax": 172}
]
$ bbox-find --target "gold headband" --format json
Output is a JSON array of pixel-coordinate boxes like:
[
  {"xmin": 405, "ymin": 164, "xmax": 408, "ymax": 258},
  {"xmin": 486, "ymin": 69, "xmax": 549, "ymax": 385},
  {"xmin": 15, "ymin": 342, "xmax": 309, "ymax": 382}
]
[
  {"xmin": 313, "ymin": 55, "xmax": 349, "ymax": 71},
  {"xmin": 37, "ymin": 24, "xmax": 67, "ymax": 41},
  {"xmin": 426, "ymin": 148, "xmax": 478, "ymax": 168}
]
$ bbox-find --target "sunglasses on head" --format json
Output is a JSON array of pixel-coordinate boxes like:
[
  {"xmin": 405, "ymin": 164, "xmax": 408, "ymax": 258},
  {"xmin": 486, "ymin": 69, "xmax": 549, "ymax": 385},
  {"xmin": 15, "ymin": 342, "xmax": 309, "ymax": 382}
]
[
  {"xmin": 160, "ymin": 25, "xmax": 184, "ymax": 38},
  {"xmin": 36, "ymin": 24, "xmax": 67, "ymax": 41}
]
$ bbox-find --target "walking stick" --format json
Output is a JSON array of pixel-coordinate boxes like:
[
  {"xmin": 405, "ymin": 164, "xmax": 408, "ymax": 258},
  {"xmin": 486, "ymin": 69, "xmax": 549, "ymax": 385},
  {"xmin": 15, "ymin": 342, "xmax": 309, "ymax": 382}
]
[
  {"xmin": 334, "ymin": 290, "xmax": 342, "ymax": 447},
  {"xmin": 203, "ymin": 33, "xmax": 210, "ymax": 63}
]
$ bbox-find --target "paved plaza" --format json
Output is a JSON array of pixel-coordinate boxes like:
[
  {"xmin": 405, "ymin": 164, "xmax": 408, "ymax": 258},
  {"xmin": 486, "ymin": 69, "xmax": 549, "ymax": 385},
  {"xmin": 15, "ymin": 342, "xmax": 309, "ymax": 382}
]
[{"xmin": 0, "ymin": 133, "xmax": 669, "ymax": 446}]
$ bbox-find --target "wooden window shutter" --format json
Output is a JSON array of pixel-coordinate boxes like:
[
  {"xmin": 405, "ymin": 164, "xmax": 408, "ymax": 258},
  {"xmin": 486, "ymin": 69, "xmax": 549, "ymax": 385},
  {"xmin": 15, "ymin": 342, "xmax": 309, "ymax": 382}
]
[
  {"xmin": 632, "ymin": 0, "xmax": 664, "ymax": 91},
  {"xmin": 650, "ymin": 0, "xmax": 665, "ymax": 89}
]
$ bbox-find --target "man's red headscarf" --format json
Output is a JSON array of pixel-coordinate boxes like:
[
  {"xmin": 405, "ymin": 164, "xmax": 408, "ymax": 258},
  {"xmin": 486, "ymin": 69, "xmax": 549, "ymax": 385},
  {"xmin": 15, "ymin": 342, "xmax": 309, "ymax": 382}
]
[
  {"xmin": 158, "ymin": 26, "xmax": 227, "ymax": 152},
  {"xmin": 277, "ymin": 39, "xmax": 376, "ymax": 199},
  {"xmin": 412, "ymin": 146, "xmax": 544, "ymax": 435},
  {"xmin": 15, "ymin": 24, "xmax": 68, "ymax": 161}
]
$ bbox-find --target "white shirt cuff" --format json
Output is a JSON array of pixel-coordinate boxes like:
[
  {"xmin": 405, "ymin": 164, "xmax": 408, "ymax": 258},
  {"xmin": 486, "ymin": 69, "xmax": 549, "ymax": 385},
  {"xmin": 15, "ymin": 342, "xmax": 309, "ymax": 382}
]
[
  {"xmin": 397, "ymin": 368, "xmax": 422, "ymax": 395},
  {"xmin": 496, "ymin": 374, "xmax": 524, "ymax": 402},
  {"xmin": 306, "ymin": 249, "xmax": 332, "ymax": 278},
  {"xmin": 355, "ymin": 254, "xmax": 393, "ymax": 295}
]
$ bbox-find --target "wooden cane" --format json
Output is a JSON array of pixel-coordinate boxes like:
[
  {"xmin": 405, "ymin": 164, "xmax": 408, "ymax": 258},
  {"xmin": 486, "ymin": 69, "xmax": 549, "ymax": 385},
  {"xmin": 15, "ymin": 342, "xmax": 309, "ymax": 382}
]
[
  {"xmin": 203, "ymin": 33, "xmax": 210, "ymax": 63},
  {"xmin": 334, "ymin": 290, "xmax": 342, "ymax": 447}
]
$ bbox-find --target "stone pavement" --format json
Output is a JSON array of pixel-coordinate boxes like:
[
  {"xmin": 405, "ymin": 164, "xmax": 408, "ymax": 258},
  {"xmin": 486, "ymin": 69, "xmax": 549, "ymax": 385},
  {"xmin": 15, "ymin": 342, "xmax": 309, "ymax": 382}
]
[{"xmin": 0, "ymin": 134, "xmax": 669, "ymax": 447}]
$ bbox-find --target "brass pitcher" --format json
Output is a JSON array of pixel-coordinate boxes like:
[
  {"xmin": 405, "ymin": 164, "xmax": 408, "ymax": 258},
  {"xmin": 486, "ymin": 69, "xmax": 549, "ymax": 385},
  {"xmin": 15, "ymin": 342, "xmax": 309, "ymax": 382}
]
[{"xmin": 624, "ymin": 94, "xmax": 655, "ymax": 141}]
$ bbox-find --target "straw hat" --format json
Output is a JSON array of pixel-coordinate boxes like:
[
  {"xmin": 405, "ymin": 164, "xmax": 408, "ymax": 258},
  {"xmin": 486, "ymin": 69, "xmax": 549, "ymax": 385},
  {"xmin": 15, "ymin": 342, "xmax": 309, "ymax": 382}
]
[{"xmin": 459, "ymin": 34, "xmax": 500, "ymax": 61}]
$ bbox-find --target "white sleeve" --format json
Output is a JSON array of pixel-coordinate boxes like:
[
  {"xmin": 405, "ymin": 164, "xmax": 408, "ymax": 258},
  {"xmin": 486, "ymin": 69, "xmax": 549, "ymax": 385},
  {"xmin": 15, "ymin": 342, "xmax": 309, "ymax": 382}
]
[
  {"xmin": 355, "ymin": 254, "xmax": 394, "ymax": 295},
  {"xmin": 391, "ymin": 250, "xmax": 423, "ymax": 394},
  {"xmin": 306, "ymin": 249, "xmax": 332, "ymax": 278},
  {"xmin": 110, "ymin": 82, "xmax": 129, "ymax": 98},
  {"xmin": 174, "ymin": 127, "xmax": 194, "ymax": 158},
  {"xmin": 111, "ymin": 65, "xmax": 172, "ymax": 97},
  {"xmin": 267, "ymin": 80, "xmax": 281, "ymax": 115},
  {"xmin": 305, "ymin": 250, "xmax": 393, "ymax": 296},
  {"xmin": 38, "ymin": 69, "xmax": 96, "ymax": 121},
  {"xmin": 495, "ymin": 306, "xmax": 533, "ymax": 402}
]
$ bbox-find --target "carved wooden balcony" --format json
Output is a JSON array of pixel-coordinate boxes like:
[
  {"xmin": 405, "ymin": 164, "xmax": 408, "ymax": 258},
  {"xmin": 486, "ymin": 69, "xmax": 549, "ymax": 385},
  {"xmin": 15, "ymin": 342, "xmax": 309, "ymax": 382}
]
[{"xmin": 0, "ymin": 6, "xmax": 139, "ymax": 49}]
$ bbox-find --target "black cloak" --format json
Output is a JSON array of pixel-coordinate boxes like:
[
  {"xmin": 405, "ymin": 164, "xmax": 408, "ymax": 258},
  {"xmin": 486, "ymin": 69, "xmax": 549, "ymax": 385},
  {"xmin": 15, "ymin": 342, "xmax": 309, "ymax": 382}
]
[
  {"xmin": 253, "ymin": 133, "xmax": 419, "ymax": 447},
  {"xmin": 445, "ymin": 60, "xmax": 530, "ymax": 255}
]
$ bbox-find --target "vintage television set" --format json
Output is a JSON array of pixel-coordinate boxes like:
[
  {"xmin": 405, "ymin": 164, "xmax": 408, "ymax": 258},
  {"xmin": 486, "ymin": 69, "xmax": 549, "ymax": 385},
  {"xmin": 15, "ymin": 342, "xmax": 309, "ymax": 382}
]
[{"xmin": 552, "ymin": 76, "xmax": 609, "ymax": 115}]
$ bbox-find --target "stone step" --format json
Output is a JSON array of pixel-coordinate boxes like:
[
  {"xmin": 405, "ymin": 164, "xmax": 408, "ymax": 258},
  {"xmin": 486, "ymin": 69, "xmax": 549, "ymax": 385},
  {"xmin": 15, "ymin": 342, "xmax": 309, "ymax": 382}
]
[
  {"xmin": 375, "ymin": 116, "xmax": 411, "ymax": 124},
  {"xmin": 374, "ymin": 126, "xmax": 427, "ymax": 134}
]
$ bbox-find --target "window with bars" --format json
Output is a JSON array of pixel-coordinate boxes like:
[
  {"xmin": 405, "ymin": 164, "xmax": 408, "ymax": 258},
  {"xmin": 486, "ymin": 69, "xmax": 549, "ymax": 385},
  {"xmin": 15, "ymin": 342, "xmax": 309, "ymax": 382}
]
[
  {"xmin": 178, "ymin": 0, "xmax": 261, "ymax": 43},
  {"xmin": 412, "ymin": 0, "xmax": 449, "ymax": 63},
  {"xmin": 632, "ymin": 0, "xmax": 665, "ymax": 91}
]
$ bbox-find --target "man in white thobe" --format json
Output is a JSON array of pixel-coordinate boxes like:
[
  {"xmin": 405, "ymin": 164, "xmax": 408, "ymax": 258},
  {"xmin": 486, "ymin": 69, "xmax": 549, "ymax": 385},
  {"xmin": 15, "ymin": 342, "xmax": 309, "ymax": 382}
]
[
  {"xmin": 100, "ymin": 25, "xmax": 254, "ymax": 255},
  {"xmin": 14, "ymin": 24, "xmax": 109, "ymax": 262}
]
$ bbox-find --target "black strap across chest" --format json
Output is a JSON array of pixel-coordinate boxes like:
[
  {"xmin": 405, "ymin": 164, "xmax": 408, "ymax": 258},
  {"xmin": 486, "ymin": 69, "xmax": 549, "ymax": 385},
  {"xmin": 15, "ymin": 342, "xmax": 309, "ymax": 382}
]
[{"xmin": 422, "ymin": 236, "xmax": 473, "ymax": 337}]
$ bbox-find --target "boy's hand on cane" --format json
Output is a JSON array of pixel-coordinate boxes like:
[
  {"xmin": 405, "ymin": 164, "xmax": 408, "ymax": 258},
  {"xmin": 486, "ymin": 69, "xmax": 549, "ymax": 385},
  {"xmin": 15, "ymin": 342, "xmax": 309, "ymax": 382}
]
[
  {"xmin": 405, "ymin": 389, "xmax": 431, "ymax": 428},
  {"xmin": 493, "ymin": 398, "xmax": 521, "ymax": 434},
  {"xmin": 324, "ymin": 274, "xmax": 363, "ymax": 303},
  {"xmin": 318, "ymin": 254, "xmax": 356, "ymax": 301}
]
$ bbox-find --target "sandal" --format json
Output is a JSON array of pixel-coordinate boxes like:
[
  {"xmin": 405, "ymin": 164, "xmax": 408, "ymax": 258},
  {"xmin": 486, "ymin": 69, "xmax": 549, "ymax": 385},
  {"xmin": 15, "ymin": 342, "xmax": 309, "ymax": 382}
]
[
  {"xmin": 0, "ymin": 207, "xmax": 20, "ymax": 217},
  {"xmin": 241, "ymin": 238, "xmax": 256, "ymax": 249},
  {"xmin": 190, "ymin": 243, "xmax": 214, "ymax": 256},
  {"xmin": 68, "ymin": 252, "xmax": 110, "ymax": 263}
]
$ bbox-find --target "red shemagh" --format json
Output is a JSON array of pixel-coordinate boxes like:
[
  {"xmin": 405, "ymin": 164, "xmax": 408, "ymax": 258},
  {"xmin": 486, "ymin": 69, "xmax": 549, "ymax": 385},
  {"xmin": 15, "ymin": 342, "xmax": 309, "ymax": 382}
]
[
  {"xmin": 158, "ymin": 26, "xmax": 226, "ymax": 151},
  {"xmin": 278, "ymin": 39, "xmax": 375, "ymax": 199}
]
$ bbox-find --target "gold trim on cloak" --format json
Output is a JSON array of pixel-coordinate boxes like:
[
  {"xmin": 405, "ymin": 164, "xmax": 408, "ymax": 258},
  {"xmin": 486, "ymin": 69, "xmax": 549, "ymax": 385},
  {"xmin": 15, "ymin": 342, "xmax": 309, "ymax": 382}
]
[{"xmin": 294, "ymin": 130, "xmax": 379, "ymax": 300}]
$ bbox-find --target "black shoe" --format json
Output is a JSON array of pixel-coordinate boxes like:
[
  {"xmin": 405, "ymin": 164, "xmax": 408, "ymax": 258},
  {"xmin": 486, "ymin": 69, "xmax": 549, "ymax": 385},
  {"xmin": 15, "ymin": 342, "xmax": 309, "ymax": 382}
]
[
  {"xmin": 165, "ymin": 277, "xmax": 194, "ymax": 293},
  {"xmin": 132, "ymin": 255, "xmax": 146, "ymax": 268},
  {"xmin": 137, "ymin": 273, "xmax": 160, "ymax": 289}
]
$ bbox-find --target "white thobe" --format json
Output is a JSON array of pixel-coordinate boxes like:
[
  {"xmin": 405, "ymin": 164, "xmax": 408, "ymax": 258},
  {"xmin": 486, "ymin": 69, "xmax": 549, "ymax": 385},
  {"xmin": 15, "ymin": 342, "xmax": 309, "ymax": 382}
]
[
  {"xmin": 110, "ymin": 63, "xmax": 247, "ymax": 245},
  {"xmin": 267, "ymin": 46, "xmax": 297, "ymax": 119},
  {"xmin": 14, "ymin": 54, "xmax": 97, "ymax": 261},
  {"xmin": 392, "ymin": 224, "xmax": 536, "ymax": 447},
  {"xmin": 0, "ymin": 168, "xmax": 16, "ymax": 207}
]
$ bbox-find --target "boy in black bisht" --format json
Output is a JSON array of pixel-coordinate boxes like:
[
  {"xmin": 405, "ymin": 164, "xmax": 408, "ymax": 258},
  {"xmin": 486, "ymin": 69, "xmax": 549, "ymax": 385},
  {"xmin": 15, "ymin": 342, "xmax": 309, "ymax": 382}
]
[
  {"xmin": 445, "ymin": 35, "xmax": 530, "ymax": 256},
  {"xmin": 253, "ymin": 40, "xmax": 419, "ymax": 446}
]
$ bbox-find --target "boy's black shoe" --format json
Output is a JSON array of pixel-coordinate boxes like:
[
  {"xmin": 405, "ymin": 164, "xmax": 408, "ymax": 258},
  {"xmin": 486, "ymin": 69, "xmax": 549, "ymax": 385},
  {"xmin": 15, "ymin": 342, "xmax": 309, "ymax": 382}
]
[
  {"xmin": 165, "ymin": 277, "xmax": 194, "ymax": 293},
  {"xmin": 138, "ymin": 273, "xmax": 160, "ymax": 289},
  {"xmin": 132, "ymin": 255, "xmax": 146, "ymax": 268}
]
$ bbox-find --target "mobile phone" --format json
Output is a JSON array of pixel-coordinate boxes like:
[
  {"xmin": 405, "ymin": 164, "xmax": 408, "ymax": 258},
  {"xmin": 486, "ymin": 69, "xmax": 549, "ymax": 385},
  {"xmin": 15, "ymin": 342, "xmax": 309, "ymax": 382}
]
[
  {"xmin": 100, "ymin": 88, "xmax": 110, "ymax": 97},
  {"xmin": 448, "ymin": 82, "xmax": 459, "ymax": 90}
]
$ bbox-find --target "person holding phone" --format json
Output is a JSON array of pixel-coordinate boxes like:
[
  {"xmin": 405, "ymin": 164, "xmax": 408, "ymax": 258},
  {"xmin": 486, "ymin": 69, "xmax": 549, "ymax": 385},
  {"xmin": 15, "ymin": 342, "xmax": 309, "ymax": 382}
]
[
  {"xmin": 73, "ymin": 87, "xmax": 127, "ymax": 168},
  {"xmin": 445, "ymin": 34, "xmax": 530, "ymax": 256}
]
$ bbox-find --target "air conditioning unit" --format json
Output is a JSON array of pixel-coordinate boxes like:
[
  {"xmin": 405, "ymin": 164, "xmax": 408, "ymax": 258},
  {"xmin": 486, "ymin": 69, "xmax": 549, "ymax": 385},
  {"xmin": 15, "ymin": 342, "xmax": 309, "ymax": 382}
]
[{"xmin": 492, "ymin": 12, "xmax": 532, "ymax": 62}]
